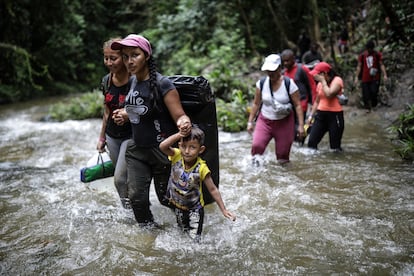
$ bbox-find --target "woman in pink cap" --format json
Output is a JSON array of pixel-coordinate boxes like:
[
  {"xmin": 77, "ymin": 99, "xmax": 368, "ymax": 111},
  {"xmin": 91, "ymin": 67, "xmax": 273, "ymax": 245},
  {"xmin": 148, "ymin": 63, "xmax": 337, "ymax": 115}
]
[
  {"xmin": 111, "ymin": 34, "xmax": 192, "ymax": 228},
  {"xmin": 307, "ymin": 62, "xmax": 345, "ymax": 152}
]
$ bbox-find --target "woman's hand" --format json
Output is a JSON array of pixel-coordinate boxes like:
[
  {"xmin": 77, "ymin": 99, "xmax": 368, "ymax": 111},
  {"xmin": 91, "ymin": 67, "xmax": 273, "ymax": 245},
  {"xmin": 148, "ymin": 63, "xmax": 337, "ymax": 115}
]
[
  {"xmin": 247, "ymin": 122, "xmax": 254, "ymax": 134},
  {"xmin": 177, "ymin": 115, "xmax": 192, "ymax": 136},
  {"xmin": 313, "ymin": 73, "xmax": 324, "ymax": 83},
  {"xmin": 96, "ymin": 138, "xmax": 106, "ymax": 153},
  {"xmin": 112, "ymin": 108, "xmax": 128, "ymax": 125},
  {"xmin": 296, "ymin": 125, "xmax": 305, "ymax": 139}
]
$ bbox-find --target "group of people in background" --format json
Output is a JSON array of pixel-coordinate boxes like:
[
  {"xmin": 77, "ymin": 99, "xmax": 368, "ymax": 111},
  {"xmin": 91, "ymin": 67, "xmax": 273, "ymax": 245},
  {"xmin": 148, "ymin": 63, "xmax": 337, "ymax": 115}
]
[
  {"xmin": 247, "ymin": 52, "xmax": 345, "ymax": 165},
  {"xmin": 94, "ymin": 28, "xmax": 388, "ymax": 241},
  {"xmin": 247, "ymin": 37, "xmax": 387, "ymax": 164}
]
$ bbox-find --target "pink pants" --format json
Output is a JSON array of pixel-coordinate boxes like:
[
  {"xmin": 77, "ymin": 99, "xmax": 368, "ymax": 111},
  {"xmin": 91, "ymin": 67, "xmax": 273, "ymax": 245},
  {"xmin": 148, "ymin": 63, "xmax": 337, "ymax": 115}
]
[{"xmin": 251, "ymin": 112, "xmax": 295, "ymax": 162}]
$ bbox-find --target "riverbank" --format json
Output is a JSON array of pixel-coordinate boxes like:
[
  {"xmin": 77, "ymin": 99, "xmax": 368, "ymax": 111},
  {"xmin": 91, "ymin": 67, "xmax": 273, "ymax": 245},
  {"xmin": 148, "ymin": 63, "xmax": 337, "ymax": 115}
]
[{"xmin": 346, "ymin": 68, "xmax": 414, "ymax": 126}]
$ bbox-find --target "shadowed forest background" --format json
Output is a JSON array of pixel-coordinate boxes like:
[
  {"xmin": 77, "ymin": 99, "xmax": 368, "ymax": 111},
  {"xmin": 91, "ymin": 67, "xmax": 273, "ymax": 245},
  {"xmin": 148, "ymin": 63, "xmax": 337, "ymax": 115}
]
[{"xmin": 1, "ymin": 0, "xmax": 412, "ymax": 102}]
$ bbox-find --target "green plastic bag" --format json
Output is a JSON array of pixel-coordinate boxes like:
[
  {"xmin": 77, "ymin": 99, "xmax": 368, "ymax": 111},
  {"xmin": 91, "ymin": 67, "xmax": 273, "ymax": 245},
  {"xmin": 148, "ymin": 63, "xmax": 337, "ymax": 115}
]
[{"xmin": 80, "ymin": 152, "xmax": 114, "ymax": 183}]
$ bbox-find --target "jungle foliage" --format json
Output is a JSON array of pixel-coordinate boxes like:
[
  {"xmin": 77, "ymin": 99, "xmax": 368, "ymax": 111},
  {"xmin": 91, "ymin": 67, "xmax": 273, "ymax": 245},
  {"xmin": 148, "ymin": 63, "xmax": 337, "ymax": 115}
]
[
  {"xmin": 1, "ymin": 0, "xmax": 413, "ymax": 158},
  {"xmin": 2, "ymin": 0, "xmax": 412, "ymax": 104},
  {"xmin": 388, "ymin": 104, "xmax": 414, "ymax": 161}
]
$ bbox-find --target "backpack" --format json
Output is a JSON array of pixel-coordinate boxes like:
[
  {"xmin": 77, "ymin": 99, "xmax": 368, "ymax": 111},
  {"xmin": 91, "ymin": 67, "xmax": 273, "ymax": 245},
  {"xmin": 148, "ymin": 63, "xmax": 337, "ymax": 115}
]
[
  {"xmin": 255, "ymin": 76, "xmax": 294, "ymax": 121},
  {"xmin": 167, "ymin": 75, "xmax": 219, "ymax": 206},
  {"xmin": 295, "ymin": 65, "xmax": 313, "ymax": 104},
  {"xmin": 259, "ymin": 76, "xmax": 291, "ymax": 102},
  {"xmin": 100, "ymin": 73, "xmax": 111, "ymax": 95}
]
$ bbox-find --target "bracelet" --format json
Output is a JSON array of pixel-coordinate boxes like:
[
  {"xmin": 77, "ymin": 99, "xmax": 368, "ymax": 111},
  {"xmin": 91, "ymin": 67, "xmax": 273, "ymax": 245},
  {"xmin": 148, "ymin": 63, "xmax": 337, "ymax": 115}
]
[
  {"xmin": 99, "ymin": 137, "xmax": 106, "ymax": 142},
  {"xmin": 247, "ymin": 122, "xmax": 253, "ymax": 126}
]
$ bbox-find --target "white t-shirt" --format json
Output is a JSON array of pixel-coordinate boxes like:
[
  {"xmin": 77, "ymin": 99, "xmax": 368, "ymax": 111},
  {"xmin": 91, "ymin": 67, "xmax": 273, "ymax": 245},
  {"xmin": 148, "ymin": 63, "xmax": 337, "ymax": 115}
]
[{"xmin": 256, "ymin": 76, "xmax": 298, "ymax": 120}]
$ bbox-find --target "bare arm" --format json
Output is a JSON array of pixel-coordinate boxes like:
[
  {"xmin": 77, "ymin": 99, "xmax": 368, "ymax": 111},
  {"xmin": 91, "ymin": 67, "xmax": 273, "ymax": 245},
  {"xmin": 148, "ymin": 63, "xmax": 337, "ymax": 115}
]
[
  {"xmin": 164, "ymin": 89, "xmax": 192, "ymax": 135},
  {"xmin": 290, "ymin": 90, "xmax": 305, "ymax": 137},
  {"xmin": 96, "ymin": 105, "xmax": 110, "ymax": 152},
  {"xmin": 307, "ymin": 94, "xmax": 320, "ymax": 124},
  {"xmin": 314, "ymin": 74, "xmax": 341, "ymax": 98},
  {"xmin": 159, "ymin": 132, "xmax": 182, "ymax": 156},
  {"xmin": 247, "ymin": 87, "xmax": 262, "ymax": 134},
  {"xmin": 204, "ymin": 174, "xmax": 236, "ymax": 221}
]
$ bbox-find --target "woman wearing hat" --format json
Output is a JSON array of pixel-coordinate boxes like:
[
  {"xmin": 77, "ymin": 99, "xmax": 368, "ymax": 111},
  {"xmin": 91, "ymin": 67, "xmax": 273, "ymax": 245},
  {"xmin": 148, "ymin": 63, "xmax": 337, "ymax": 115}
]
[
  {"xmin": 111, "ymin": 34, "xmax": 192, "ymax": 227},
  {"xmin": 307, "ymin": 62, "xmax": 345, "ymax": 151},
  {"xmin": 247, "ymin": 54, "xmax": 304, "ymax": 165}
]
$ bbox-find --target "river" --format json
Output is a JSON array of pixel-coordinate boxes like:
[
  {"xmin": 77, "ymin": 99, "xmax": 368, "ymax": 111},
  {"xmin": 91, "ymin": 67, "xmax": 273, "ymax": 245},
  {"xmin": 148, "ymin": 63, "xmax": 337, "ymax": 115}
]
[{"xmin": 0, "ymin": 98, "xmax": 413, "ymax": 275}]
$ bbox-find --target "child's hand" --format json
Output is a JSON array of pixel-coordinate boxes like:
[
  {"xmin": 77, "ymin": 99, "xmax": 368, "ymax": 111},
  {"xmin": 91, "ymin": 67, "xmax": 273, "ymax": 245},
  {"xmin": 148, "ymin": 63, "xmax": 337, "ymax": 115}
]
[
  {"xmin": 223, "ymin": 210, "xmax": 236, "ymax": 221},
  {"xmin": 178, "ymin": 128, "xmax": 188, "ymax": 137}
]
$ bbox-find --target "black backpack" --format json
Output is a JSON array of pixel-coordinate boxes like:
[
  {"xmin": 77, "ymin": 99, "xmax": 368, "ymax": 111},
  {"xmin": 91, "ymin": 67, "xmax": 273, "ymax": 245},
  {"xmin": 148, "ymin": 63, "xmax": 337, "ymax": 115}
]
[
  {"xmin": 167, "ymin": 75, "xmax": 219, "ymax": 206},
  {"xmin": 294, "ymin": 65, "xmax": 313, "ymax": 104}
]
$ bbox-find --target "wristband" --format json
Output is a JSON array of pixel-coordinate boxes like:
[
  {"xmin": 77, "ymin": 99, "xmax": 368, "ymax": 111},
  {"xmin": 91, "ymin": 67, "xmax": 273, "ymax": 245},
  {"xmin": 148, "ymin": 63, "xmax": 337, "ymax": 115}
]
[
  {"xmin": 99, "ymin": 137, "xmax": 106, "ymax": 142},
  {"xmin": 247, "ymin": 122, "xmax": 253, "ymax": 126}
]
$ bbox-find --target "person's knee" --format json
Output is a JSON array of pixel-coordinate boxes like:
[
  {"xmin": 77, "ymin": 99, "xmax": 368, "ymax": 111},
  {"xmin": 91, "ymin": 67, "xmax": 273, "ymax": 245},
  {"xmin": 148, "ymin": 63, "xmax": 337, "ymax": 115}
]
[{"xmin": 251, "ymin": 143, "xmax": 266, "ymax": 155}]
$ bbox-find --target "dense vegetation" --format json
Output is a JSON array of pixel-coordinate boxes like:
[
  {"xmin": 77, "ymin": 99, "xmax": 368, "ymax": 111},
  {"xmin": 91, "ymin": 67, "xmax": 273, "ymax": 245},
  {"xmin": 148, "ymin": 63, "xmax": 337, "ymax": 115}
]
[{"xmin": 1, "ymin": 0, "xmax": 413, "ymax": 159}]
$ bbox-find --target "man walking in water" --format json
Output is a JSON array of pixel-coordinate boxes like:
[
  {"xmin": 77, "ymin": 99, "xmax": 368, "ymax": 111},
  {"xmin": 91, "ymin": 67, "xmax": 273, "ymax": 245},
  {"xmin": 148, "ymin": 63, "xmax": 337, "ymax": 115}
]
[
  {"xmin": 354, "ymin": 40, "xmax": 388, "ymax": 113},
  {"xmin": 281, "ymin": 49, "xmax": 316, "ymax": 143}
]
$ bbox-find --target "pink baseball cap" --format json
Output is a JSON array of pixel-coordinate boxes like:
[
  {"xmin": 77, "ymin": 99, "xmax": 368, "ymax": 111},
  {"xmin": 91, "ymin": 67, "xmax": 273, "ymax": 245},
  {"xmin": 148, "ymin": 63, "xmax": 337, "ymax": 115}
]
[
  {"xmin": 309, "ymin": 62, "xmax": 332, "ymax": 76},
  {"xmin": 111, "ymin": 34, "xmax": 152, "ymax": 56}
]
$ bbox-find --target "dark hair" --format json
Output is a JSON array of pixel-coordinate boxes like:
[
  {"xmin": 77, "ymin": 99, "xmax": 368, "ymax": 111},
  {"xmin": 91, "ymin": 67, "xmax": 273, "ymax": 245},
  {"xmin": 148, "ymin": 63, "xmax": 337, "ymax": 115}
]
[
  {"xmin": 366, "ymin": 40, "xmax": 375, "ymax": 50},
  {"xmin": 327, "ymin": 68, "xmax": 339, "ymax": 85},
  {"xmin": 281, "ymin": 49, "xmax": 294, "ymax": 58},
  {"xmin": 182, "ymin": 126, "xmax": 205, "ymax": 145},
  {"xmin": 147, "ymin": 56, "xmax": 161, "ymax": 110}
]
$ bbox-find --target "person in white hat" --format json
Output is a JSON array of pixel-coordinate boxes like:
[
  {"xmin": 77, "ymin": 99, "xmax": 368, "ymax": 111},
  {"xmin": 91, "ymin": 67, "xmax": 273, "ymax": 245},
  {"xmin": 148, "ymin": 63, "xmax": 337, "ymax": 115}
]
[{"xmin": 247, "ymin": 54, "xmax": 304, "ymax": 165}]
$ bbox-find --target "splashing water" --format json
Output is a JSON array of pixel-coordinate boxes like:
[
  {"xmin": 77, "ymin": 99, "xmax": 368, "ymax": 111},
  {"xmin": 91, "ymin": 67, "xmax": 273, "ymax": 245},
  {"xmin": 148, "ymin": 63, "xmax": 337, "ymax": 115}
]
[{"xmin": 0, "ymin": 100, "xmax": 413, "ymax": 275}]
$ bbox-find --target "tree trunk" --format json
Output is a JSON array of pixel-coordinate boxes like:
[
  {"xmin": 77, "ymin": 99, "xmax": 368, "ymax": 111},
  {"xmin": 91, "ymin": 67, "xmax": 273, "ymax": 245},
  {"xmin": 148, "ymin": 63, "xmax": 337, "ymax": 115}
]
[
  {"xmin": 266, "ymin": 0, "xmax": 295, "ymax": 49},
  {"xmin": 236, "ymin": 0, "xmax": 259, "ymax": 57},
  {"xmin": 309, "ymin": 0, "xmax": 321, "ymax": 43}
]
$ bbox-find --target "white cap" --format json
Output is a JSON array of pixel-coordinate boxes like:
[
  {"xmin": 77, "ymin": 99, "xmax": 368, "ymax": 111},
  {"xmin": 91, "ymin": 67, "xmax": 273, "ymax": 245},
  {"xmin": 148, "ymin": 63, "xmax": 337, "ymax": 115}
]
[{"xmin": 261, "ymin": 54, "xmax": 281, "ymax": 71}]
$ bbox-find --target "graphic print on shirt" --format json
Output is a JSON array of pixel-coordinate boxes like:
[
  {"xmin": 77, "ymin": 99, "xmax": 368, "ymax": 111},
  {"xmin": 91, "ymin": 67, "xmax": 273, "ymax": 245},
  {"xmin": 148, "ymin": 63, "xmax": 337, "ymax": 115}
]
[
  {"xmin": 125, "ymin": 89, "xmax": 149, "ymax": 124},
  {"xmin": 105, "ymin": 93, "xmax": 127, "ymax": 110},
  {"xmin": 366, "ymin": 55, "xmax": 374, "ymax": 69},
  {"xmin": 365, "ymin": 55, "xmax": 378, "ymax": 76},
  {"xmin": 167, "ymin": 161, "xmax": 202, "ymax": 210}
]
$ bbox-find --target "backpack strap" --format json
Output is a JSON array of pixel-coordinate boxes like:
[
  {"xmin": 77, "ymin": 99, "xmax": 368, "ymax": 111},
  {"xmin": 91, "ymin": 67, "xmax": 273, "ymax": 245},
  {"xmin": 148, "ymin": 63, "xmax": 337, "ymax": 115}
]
[
  {"xmin": 255, "ymin": 76, "xmax": 294, "ymax": 121},
  {"xmin": 101, "ymin": 73, "xmax": 111, "ymax": 95},
  {"xmin": 260, "ymin": 76, "xmax": 291, "ymax": 102},
  {"xmin": 284, "ymin": 76, "xmax": 290, "ymax": 98},
  {"xmin": 295, "ymin": 64, "xmax": 313, "ymax": 103}
]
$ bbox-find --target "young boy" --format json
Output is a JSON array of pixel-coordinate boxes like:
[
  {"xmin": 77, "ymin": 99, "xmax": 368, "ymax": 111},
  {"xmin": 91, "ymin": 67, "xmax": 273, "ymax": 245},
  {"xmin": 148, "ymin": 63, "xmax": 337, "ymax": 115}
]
[{"xmin": 159, "ymin": 126, "xmax": 236, "ymax": 242}]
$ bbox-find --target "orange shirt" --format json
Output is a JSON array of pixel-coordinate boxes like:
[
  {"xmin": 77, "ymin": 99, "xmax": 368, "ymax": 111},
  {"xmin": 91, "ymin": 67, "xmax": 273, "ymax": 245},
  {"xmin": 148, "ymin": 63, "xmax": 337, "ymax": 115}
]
[{"xmin": 316, "ymin": 76, "xmax": 343, "ymax": 112}]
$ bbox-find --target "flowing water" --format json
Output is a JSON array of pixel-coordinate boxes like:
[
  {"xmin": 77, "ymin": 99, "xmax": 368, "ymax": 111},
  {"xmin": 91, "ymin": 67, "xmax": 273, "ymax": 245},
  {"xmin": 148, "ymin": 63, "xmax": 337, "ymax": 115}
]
[{"xmin": 0, "ymin": 98, "xmax": 413, "ymax": 275}]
